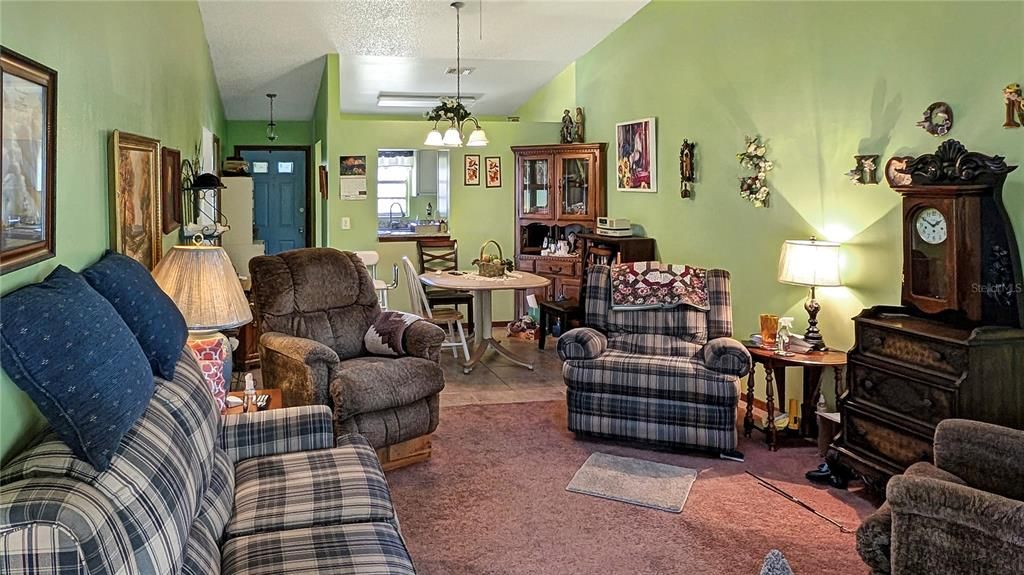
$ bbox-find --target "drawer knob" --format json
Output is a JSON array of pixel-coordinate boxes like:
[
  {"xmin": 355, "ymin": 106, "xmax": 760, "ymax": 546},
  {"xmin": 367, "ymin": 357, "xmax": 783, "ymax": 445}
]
[
  {"xmin": 920, "ymin": 398, "xmax": 933, "ymax": 408},
  {"xmin": 869, "ymin": 335, "xmax": 884, "ymax": 347},
  {"xmin": 550, "ymin": 267, "xmax": 563, "ymax": 274},
  {"xmin": 863, "ymin": 379, "xmax": 875, "ymax": 390},
  {"xmin": 930, "ymin": 350, "xmax": 945, "ymax": 362}
]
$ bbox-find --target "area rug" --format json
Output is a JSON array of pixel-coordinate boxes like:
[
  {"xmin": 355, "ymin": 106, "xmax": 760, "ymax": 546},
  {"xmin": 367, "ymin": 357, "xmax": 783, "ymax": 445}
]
[
  {"xmin": 385, "ymin": 400, "xmax": 878, "ymax": 575},
  {"xmin": 566, "ymin": 452, "xmax": 698, "ymax": 512}
]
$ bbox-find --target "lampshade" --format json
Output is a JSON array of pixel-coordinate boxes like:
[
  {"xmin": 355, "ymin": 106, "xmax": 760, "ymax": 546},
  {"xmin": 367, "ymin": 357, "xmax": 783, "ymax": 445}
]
[
  {"xmin": 465, "ymin": 127, "xmax": 489, "ymax": 147},
  {"xmin": 778, "ymin": 239, "xmax": 842, "ymax": 287},
  {"xmin": 153, "ymin": 245, "xmax": 252, "ymax": 331},
  {"xmin": 424, "ymin": 129, "xmax": 444, "ymax": 147},
  {"xmin": 442, "ymin": 126, "xmax": 463, "ymax": 147}
]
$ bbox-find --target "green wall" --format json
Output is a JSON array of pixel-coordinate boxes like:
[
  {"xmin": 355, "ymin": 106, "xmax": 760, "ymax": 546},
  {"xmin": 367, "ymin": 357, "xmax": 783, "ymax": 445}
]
[
  {"xmin": 516, "ymin": 62, "xmax": 576, "ymax": 123},
  {"xmin": 0, "ymin": 0, "xmax": 226, "ymax": 463},
  {"xmin": 224, "ymin": 120, "xmax": 314, "ymax": 157},
  {"xmin": 570, "ymin": 0, "xmax": 1024, "ymax": 405}
]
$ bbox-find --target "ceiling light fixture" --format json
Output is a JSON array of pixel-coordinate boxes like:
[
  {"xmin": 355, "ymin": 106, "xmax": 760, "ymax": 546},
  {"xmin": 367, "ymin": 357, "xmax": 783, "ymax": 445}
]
[
  {"xmin": 424, "ymin": 1, "xmax": 487, "ymax": 148},
  {"xmin": 265, "ymin": 93, "xmax": 278, "ymax": 142}
]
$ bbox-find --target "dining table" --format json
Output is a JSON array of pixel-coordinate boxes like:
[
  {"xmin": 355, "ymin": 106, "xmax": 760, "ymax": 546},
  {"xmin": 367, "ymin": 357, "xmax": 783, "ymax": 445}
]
[{"xmin": 419, "ymin": 269, "xmax": 550, "ymax": 374}]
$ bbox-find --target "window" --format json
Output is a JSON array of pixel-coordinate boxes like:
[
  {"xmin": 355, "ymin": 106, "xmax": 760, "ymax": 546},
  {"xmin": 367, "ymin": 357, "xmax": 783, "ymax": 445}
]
[
  {"xmin": 252, "ymin": 161, "xmax": 269, "ymax": 174},
  {"xmin": 277, "ymin": 161, "xmax": 294, "ymax": 174},
  {"xmin": 377, "ymin": 165, "xmax": 411, "ymax": 217}
]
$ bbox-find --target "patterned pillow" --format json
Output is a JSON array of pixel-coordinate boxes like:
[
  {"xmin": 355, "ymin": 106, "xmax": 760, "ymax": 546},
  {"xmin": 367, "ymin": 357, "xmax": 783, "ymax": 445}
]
[
  {"xmin": 364, "ymin": 311, "xmax": 423, "ymax": 356},
  {"xmin": 82, "ymin": 250, "xmax": 188, "ymax": 380},
  {"xmin": 0, "ymin": 265, "xmax": 154, "ymax": 471},
  {"xmin": 188, "ymin": 336, "xmax": 228, "ymax": 412}
]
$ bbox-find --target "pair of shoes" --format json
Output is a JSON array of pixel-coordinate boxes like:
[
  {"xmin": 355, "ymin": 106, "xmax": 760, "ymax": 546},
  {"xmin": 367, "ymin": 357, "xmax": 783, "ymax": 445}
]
[
  {"xmin": 805, "ymin": 463, "xmax": 831, "ymax": 484},
  {"xmin": 828, "ymin": 472, "xmax": 849, "ymax": 490}
]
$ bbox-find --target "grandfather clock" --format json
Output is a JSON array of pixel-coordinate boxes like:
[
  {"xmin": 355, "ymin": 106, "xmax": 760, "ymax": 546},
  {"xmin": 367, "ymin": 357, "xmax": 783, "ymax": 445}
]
[{"xmin": 827, "ymin": 140, "xmax": 1024, "ymax": 492}]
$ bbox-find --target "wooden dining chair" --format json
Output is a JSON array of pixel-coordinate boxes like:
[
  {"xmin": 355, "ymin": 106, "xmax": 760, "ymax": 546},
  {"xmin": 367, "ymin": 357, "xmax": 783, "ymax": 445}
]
[
  {"xmin": 401, "ymin": 256, "xmax": 470, "ymax": 361},
  {"xmin": 416, "ymin": 239, "xmax": 474, "ymax": 332}
]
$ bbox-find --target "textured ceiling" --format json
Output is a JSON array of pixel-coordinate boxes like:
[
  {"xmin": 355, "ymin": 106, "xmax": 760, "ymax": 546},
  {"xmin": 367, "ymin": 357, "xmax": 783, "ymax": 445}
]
[{"xmin": 199, "ymin": 0, "xmax": 648, "ymax": 120}]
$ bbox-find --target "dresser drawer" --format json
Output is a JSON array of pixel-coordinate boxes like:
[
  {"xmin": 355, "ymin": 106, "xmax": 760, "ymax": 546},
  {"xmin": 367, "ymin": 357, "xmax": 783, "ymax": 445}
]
[
  {"xmin": 559, "ymin": 278, "xmax": 581, "ymax": 301},
  {"xmin": 843, "ymin": 405, "xmax": 933, "ymax": 470},
  {"xmin": 535, "ymin": 259, "xmax": 577, "ymax": 277},
  {"xmin": 859, "ymin": 324, "xmax": 967, "ymax": 377},
  {"xmin": 848, "ymin": 359, "xmax": 956, "ymax": 427},
  {"xmin": 516, "ymin": 257, "xmax": 535, "ymax": 272}
]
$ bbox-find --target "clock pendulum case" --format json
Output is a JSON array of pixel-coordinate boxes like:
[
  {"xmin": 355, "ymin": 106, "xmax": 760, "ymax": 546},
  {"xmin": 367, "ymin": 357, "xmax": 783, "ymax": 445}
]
[{"xmin": 827, "ymin": 140, "xmax": 1024, "ymax": 492}]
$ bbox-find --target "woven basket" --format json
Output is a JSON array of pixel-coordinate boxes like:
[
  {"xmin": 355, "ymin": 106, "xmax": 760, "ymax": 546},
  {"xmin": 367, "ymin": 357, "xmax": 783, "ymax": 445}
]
[{"xmin": 474, "ymin": 240, "xmax": 507, "ymax": 277}]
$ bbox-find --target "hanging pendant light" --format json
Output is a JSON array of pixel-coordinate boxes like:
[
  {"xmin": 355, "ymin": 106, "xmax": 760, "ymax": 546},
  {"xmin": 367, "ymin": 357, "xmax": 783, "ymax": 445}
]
[
  {"xmin": 266, "ymin": 93, "xmax": 278, "ymax": 142},
  {"xmin": 424, "ymin": 1, "xmax": 487, "ymax": 148}
]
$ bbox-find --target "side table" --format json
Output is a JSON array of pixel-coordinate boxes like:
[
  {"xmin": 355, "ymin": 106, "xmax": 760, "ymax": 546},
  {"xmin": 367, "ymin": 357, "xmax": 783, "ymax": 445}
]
[
  {"xmin": 742, "ymin": 342, "xmax": 847, "ymax": 451},
  {"xmin": 538, "ymin": 298, "xmax": 581, "ymax": 350}
]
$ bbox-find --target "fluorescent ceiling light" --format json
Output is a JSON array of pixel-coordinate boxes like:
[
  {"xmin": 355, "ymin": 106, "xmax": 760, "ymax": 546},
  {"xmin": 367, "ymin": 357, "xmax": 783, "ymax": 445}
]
[{"xmin": 377, "ymin": 94, "xmax": 477, "ymax": 108}]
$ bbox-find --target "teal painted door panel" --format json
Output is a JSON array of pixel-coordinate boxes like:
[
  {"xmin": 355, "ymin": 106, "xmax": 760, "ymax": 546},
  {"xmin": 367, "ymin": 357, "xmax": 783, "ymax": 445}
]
[{"xmin": 242, "ymin": 150, "xmax": 306, "ymax": 254}]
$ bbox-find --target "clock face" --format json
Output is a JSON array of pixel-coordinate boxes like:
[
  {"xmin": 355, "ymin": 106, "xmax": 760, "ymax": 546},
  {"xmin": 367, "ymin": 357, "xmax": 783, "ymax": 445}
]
[{"xmin": 914, "ymin": 207, "xmax": 947, "ymax": 245}]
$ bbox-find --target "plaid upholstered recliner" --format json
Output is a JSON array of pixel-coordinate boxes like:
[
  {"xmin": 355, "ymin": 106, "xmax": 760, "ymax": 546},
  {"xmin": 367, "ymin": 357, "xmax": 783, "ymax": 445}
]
[{"xmin": 557, "ymin": 264, "xmax": 752, "ymax": 455}]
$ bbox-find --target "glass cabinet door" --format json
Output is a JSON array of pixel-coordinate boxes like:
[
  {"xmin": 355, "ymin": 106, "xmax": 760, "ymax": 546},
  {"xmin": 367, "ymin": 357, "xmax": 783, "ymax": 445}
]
[
  {"xmin": 558, "ymin": 155, "xmax": 591, "ymax": 219},
  {"xmin": 520, "ymin": 156, "xmax": 552, "ymax": 218}
]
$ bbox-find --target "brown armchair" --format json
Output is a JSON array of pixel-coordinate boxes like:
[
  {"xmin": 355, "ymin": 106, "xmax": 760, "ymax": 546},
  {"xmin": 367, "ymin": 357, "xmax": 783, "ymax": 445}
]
[
  {"xmin": 249, "ymin": 248, "xmax": 447, "ymax": 469},
  {"xmin": 856, "ymin": 419, "xmax": 1024, "ymax": 575}
]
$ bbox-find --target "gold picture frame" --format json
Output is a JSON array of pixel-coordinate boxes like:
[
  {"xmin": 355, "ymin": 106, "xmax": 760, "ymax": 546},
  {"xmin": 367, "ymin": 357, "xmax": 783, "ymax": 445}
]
[{"xmin": 110, "ymin": 130, "xmax": 162, "ymax": 269}]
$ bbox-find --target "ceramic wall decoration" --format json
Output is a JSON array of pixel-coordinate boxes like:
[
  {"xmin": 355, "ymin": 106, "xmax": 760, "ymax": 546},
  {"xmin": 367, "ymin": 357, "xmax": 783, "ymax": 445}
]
[
  {"xmin": 1, "ymin": 47, "xmax": 57, "ymax": 274},
  {"xmin": 464, "ymin": 154, "xmax": 480, "ymax": 186},
  {"xmin": 616, "ymin": 118, "xmax": 657, "ymax": 192},
  {"xmin": 884, "ymin": 156, "xmax": 913, "ymax": 187},
  {"xmin": 916, "ymin": 102, "xmax": 953, "ymax": 136},
  {"xmin": 1004, "ymin": 83, "xmax": 1023, "ymax": 128},
  {"xmin": 485, "ymin": 156, "xmax": 501, "ymax": 188},
  {"xmin": 737, "ymin": 136, "xmax": 772, "ymax": 207},
  {"xmin": 846, "ymin": 154, "xmax": 879, "ymax": 185},
  {"xmin": 679, "ymin": 140, "xmax": 696, "ymax": 198},
  {"xmin": 111, "ymin": 130, "xmax": 162, "ymax": 270}
]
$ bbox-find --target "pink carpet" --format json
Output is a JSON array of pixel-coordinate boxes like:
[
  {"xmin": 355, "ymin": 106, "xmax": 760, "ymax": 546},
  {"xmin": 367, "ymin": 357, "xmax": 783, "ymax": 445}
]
[{"xmin": 386, "ymin": 400, "xmax": 879, "ymax": 575}]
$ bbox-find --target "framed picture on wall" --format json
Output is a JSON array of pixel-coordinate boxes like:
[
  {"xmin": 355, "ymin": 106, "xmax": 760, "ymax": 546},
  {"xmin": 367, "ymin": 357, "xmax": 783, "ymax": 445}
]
[
  {"xmin": 110, "ymin": 130, "xmax": 162, "ymax": 269},
  {"xmin": 464, "ymin": 154, "xmax": 480, "ymax": 186},
  {"xmin": 160, "ymin": 147, "xmax": 182, "ymax": 234},
  {"xmin": 319, "ymin": 165, "xmax": 328, "ymax": 200},
  {"xmin": 485, "ymin": 157, "xmax": 501, "ymax": 188},
  {"xmin": 1, "ymin": 46, "xmax": 57, "ymax": 274},
  {"xmin": 615, "ymin": 117, "xmax": 657, "ymax": 192}
]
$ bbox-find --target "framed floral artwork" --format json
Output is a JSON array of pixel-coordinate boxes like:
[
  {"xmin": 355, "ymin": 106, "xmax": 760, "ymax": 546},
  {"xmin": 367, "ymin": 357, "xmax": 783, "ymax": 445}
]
[
  {"xmin": 111, "ymin": 130, "xmax": 162, "ymax": 269},
  {"xmin": 1, "ymin": 47, "xmax": 57, "ymax": 274},
  {"xmin": 160, "ymin": 147, "xmax": 182, "ymax": 234},
  {"xmin": 485, "ymin": 156, "xmax": 501, "ymax": 188},
  {"xmin": 464, "ymin": 154, "xmax": 480, "ymax": 186},
  {"xmin": 615, "ymin": 118, "xmax": 656, "ymax": 192}
]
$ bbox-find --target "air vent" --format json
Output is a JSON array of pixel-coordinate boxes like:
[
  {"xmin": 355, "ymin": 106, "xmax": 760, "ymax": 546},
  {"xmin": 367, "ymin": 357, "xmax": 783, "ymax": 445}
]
[{"xmin": 445, "ymin": 66, "xmax": 475, "ymax": 76}]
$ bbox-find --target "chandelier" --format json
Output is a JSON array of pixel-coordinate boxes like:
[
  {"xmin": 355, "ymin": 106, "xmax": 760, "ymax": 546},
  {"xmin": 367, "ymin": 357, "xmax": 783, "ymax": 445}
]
[
  {"xmin": 424, "ymin": 1, "xmax": 488, "ymax": 147},
  {"xmin": 265, "ymin": 93, "xmax": 278, "ymax": 142}
]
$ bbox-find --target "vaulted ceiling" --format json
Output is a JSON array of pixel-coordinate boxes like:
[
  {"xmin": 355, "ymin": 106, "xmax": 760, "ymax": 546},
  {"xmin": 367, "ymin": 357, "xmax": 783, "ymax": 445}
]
[{"xmin": 199, "ymin": 0, "xmax": 648, "ymax": 121}]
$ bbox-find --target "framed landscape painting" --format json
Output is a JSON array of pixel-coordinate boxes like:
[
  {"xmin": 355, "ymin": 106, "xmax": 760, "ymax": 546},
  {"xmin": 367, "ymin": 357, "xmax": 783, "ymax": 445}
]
[
  {"xmin": 160, "ymin": 147, "xmax": 181, "ymax": 234},
  {"xmin": 615, "ymin": 117, "xmax": 657, "ymax": 192},
  {"xmin": 1, "ymin": 47, "xmax": 57, "ymax": 274},
  {"xmin": 111, "ymin": 130, "xmax": 162, "ymax": 269}
]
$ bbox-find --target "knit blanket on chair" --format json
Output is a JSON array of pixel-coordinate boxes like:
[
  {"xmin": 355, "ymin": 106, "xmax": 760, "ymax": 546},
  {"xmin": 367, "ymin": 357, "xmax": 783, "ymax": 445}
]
[
  {"xmin": 610, "ymin": 261, "xmax": 710, "ymax": 311},
  {"xmin": 365, "ymin": 311, "xmax": 423, "ymax": 356}
]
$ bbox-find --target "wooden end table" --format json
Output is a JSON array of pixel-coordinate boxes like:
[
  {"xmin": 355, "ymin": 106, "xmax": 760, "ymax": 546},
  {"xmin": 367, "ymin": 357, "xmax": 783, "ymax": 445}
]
[
  {"xmin": 742, "ymin": 342, "xmax": 847, "ymax": 451},
  {"xmin": 224, "ymin": 388, "xmax": 283, "ymax": 415}
]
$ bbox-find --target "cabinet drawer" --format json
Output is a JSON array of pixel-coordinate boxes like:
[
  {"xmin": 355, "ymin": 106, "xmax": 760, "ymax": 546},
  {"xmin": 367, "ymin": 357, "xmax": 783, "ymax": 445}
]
[
  {"xmin": 516, "ymin": 257, "xmax": 535, "ymax": 272},
  {"xmin": 859, "ymin": 324, "xmax": 967, "ymax": 377},
  {"xmin": 848, "ymin": 359, "xmax": 956, "ymax": 427},
  {"xmin": 559, "ymin": 278, "xmax": 581, "ymax": 301},
  {"xmin": 843, "ymin": 406, "xmax": 933, "ymax": 470},
  {"xmin": 535, "ymin": 259, "xmax": 577, "ymax": 277}
]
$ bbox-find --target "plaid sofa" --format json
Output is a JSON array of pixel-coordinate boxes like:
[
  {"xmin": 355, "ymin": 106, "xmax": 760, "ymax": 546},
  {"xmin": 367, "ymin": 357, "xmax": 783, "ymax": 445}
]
[
  {"xmin": 557, "ymin": 264, "xmax": 752, "ymax": 453},
  {"xmin": 0, "ymin": 348, "xmax": 415, "ymax": 575}
]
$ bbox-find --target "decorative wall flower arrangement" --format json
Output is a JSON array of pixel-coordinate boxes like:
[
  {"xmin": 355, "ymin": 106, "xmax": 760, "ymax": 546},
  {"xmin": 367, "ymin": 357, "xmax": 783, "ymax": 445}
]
[{"xmin": 737, "ymin": 136, "xmax": 772, "ymax": 207}]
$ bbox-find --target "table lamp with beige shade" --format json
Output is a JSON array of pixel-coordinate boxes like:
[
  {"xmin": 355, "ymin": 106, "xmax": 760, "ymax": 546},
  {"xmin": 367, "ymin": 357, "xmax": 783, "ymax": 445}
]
[
  {"xmin": 152, "ymin": 243, "xmax": 253, "ymax": 381},
  {"xmin": 778, "ymin": 237, "xmax": 842, "ymax": 351}
]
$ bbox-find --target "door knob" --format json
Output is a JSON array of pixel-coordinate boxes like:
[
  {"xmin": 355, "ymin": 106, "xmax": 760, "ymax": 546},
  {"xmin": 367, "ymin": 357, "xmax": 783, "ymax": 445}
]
[
  {"xmin": 298, "ymin": 227, "xmax": 304, "ymax": 233},
  {"xmin": 299, "ymin": 207, "xmax": 305, "ymax": 213}
]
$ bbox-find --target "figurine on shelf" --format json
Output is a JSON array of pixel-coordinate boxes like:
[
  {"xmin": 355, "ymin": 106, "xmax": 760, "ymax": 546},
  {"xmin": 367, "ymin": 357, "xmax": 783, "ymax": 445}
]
[
  {"xmin": 560, "ymin": 109, "xmax": 575, "ymax": 144},
  {"xmin": 574, "ymin": 107, "xmax": 585, "ymax": 143}
]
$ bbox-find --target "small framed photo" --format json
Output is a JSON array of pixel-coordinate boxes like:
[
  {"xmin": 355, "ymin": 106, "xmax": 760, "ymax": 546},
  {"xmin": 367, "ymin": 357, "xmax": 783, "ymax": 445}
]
[
  {"xmin": 464, "ymin": 154, "xmax": 480, "ymax": 186},
  {"xmin": 485, "ymin": 157, "xmax": 502, "ymax": 188},
  {"xmin": 615, "ymin": 117, "xmax": 657, "ymax": 192}
]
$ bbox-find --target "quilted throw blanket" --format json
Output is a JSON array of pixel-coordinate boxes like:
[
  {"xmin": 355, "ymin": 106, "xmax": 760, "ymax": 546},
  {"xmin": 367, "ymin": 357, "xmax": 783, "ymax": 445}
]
[
  {"xmin": 365, "ymin": 311, "xmax": 422, "ymax": 356},
  {"xmin": 611, "ymin": 261, "xmax": 710, "ymax": 311}
]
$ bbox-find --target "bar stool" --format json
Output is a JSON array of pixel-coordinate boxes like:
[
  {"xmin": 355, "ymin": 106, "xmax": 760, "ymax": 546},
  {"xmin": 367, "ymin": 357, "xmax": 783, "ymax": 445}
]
[{"xmin": 353, "ymin": 250, "xmax": 398, "ymax": 309}]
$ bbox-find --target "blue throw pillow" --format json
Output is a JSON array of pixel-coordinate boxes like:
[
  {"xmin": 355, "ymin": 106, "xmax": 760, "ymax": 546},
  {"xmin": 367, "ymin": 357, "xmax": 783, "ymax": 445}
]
[
  {"xmin": 82, "ymin": 250, "xmax": 188, "ymax": 380},
  {"xmin": 0, "ymin": 265, "xmax": 155, "ymax": 471}
]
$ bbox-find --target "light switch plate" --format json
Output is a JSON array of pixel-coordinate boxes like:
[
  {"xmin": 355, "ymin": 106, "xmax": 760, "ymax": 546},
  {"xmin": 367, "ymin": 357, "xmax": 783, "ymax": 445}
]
[{"xmin": 341, "ymin": 217, "xmax": 351, "ymax": 230}]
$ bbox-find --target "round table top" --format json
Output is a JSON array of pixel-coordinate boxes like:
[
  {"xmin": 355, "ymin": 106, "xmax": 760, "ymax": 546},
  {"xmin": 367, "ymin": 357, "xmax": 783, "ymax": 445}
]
[
  {"xmin": 743, "ymin": 341, "xmax": 847, "ymax": 366},
  {"xmin": 419, "ymin": 270, "xmax": 550, "ymax": 291}
]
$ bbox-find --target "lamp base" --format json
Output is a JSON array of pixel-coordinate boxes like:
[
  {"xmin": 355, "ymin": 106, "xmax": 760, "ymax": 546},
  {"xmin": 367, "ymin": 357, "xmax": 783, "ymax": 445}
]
[{"xmin": 804, "ymin": 287, "xmax": 827, "ymax": 351}]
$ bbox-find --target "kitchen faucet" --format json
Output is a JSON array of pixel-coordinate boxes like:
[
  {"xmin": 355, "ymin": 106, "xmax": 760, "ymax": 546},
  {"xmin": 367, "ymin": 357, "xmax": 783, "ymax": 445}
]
[{"xmin": 388, "ymin": 202, "xmax": 406, "ymax": 229}]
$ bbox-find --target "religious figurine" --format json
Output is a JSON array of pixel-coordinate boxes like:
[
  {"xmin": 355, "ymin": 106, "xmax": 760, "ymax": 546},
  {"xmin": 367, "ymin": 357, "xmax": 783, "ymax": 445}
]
[
  {"xmin": 679, "ymin": 140, "xmax": 696, "ymax": 198},
  {"xmin": 573, "ymin": 107, "xmax": 585, "ymax": 143},
  {"xmin": 1004, "ymin": 83, "xmax": 1023, "ymax": 128},
  {"xmin": 560, "ymin": 109, "xmax": 575, "ymax": 144},
  {"xmin": 846, "ymin": 154, "xmax": 879, "ymax": 185}
]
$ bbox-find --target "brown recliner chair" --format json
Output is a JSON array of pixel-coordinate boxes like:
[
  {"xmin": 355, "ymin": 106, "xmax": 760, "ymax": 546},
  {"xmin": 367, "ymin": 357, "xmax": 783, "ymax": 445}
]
[{"xmin": 249, "ymin": 248, "xmax": 446, "ymax": 469}]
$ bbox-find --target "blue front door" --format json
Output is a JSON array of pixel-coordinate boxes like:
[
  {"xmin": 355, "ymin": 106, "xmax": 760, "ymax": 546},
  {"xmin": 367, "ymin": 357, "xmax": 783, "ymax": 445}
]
[{"xmin": 242, "ymin": 150, "xmax": 307, "ymax": 255}]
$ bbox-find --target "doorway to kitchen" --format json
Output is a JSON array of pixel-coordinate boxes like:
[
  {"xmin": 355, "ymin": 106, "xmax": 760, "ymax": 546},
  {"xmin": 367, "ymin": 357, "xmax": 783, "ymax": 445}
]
[{"xmin": 236, "ymin": 146, "xmax": 312, "ymax": 255}]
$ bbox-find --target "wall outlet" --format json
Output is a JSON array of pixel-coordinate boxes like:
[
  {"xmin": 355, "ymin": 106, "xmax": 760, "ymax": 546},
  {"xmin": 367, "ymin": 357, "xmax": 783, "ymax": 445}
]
[{"xmin": 341, "ymin": 217, "xmax": 351, "ymax": 230}]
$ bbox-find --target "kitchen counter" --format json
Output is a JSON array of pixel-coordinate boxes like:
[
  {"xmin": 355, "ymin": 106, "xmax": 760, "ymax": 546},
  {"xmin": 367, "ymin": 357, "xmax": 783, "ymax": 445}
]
[{"xmin": 377, "ymin": 231, "xmax": 451, "ymax": 243}]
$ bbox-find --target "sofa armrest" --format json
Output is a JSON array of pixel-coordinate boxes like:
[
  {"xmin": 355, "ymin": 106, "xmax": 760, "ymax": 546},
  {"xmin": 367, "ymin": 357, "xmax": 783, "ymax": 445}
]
[
  {"xmin": 557, "ymin": 328, "xmax": 607, "ymax": 361},
  {"xmin": 700, "ymin": 337, "xmax": 752, "ymax": 377},
  {"xmin": 934, "ymin": 418, "xmax": 1024, "ymax": 501},
  {"xmin": 220, "ymin": 405, "xmax": 335, "ymax": 463},
  {"xmin": 404, "ymin": 320, "xmax": 446, "ymax": 362},
  {"xmin": 260, "ymin": 331, "xmax": 339, "ymax": 408},
  {"xmin": 887, "ymin": 474, "xmax": 1024, "ymax": 572}
]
